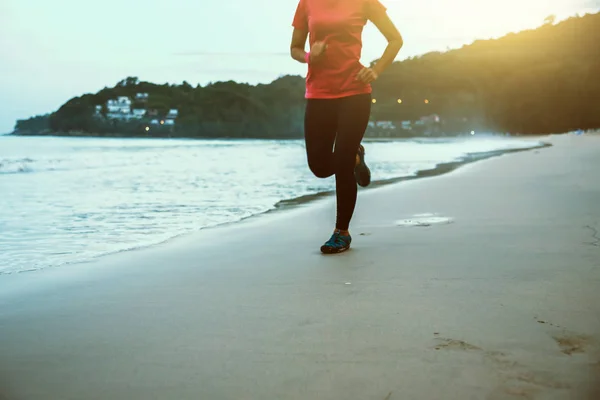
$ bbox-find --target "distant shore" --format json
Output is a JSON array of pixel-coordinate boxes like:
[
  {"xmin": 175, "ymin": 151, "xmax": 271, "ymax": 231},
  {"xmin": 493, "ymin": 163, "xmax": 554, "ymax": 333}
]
[{"xmin": 9, "ymin": 129, "xmax": 554, "ymax": 141}]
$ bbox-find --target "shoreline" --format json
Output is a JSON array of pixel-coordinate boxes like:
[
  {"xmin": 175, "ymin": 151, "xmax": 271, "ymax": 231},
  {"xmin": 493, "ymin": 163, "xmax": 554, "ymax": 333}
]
[
  {"xmin": 8, "ymin": 131, "xmax": 549, "ymax": 140},
  {"xmin": 0, "ymin": 138, "xmax": 549, "ymax": 276},
  {"xmin": 275, "ymin": 141, "xmax": 550, "ymax": 210},
  {"xmin": 0, "ymin": 134, "xmax": 599, "ymax": 399}
]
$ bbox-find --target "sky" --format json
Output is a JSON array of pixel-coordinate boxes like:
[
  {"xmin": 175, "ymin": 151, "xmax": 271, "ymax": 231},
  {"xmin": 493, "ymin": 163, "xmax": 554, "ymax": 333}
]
[{"xmin": 1, "ymin": 0, "xmax": 598, "ymax": 133}]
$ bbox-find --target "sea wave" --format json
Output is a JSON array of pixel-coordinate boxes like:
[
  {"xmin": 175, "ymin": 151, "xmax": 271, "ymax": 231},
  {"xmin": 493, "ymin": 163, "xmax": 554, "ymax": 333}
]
[
  {"xmin": 0, "ymin": 158, "xmax": 38, "ymax": 174},
  {"xmin": 0, "ymin": 135, "xmax": 547, "ymax": 274},
  {"xmin": 0, "ymin": 157, "xmax": 135, "ymax": 175}
]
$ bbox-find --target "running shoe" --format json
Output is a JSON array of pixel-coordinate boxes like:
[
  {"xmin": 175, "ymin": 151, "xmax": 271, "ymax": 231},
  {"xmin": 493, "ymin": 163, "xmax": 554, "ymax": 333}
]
[{"xmin": 320, "ymin": 232, "xmax": 352, "ymax": 254}]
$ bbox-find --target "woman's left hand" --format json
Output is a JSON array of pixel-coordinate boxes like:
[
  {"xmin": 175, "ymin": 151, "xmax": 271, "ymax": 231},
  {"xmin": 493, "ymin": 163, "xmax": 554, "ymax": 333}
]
[{"xmin": 356, "ymin": 67, "xmax": 379, "ymax": 84}]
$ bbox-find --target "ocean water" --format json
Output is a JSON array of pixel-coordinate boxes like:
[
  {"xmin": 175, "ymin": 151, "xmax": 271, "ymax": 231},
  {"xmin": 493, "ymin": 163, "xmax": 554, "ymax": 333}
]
[{"xmin": 0, "ymin": 135, "xmax": 544, "ymax": 274}]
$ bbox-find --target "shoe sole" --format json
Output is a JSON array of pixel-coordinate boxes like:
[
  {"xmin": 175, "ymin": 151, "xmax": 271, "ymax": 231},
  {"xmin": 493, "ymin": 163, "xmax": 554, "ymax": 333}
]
[
  {"xmin": 355, "ymin": 145, "xmax": 371, "ymax": 187},
  {"xmin": 320, "ymin": 245, "xmax": 351, "ymax": 254}
]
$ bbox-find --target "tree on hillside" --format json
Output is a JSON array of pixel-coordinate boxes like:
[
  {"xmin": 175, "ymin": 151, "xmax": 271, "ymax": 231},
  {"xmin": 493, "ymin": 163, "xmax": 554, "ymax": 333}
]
[
  {"xmin": 544, "ymin": 15, "xmax": 556, "ymax": 25},
  {"xmin": 118, "ymin": 77, "xmax": 140, "ymax": 87}
]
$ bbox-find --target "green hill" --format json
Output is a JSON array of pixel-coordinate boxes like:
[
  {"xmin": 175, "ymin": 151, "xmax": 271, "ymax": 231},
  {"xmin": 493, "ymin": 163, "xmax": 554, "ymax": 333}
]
[{"xmin": 13, "ymin": 12, "xmax": 600, "ymax": 138}]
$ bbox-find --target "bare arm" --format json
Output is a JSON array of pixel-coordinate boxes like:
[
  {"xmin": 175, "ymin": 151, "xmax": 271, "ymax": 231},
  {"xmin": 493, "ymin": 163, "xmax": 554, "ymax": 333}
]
[
  {"xmin": 370, "ymin": 12, "xmax": 403, "ymax": 76},
  {"xmin": 290, "ymin": 28, "xmax": 309, "ymax": 63},
  {"xmin": 290, "ymin": 28, "xmax": 327, "ymax": 64}
]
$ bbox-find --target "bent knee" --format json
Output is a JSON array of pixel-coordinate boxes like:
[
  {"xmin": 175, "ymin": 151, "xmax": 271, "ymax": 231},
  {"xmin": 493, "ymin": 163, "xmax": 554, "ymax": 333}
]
[
  {"xmin": 307, "ymin": 157, "xmax": 333, "ymax": 178},
  {"xmin": 309, "ymin": 163, "xmax": 332, "ymax": 178}
]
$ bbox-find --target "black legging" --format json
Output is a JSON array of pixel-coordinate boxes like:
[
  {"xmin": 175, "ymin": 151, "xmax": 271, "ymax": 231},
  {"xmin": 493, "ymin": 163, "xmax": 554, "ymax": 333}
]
[{"xmin": 304, "ymin": 93, "xmax": 372, "ymax": 231}]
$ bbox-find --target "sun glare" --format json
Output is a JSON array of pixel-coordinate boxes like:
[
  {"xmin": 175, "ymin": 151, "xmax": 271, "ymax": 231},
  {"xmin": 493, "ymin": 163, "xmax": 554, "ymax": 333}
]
[
  {"xmin": 464, "ymin": 0, "xmax": 578, "ymax": 33},
  {"xmin": 378, "ymin": 0, "xmax": 588, "ymax": 49}
]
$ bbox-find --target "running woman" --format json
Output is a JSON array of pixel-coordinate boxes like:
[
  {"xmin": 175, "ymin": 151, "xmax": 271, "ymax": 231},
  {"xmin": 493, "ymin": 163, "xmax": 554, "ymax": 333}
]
[{"xmin": 290, "ymin": 0, "xmax": 403, "ymax": 254}]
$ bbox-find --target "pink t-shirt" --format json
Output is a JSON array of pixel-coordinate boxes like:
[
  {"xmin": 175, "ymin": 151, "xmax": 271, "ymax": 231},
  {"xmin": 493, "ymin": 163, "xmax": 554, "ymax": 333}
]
[{"xmin": 292, "ymin": 0, "xmax": 387, "ymax": 99}]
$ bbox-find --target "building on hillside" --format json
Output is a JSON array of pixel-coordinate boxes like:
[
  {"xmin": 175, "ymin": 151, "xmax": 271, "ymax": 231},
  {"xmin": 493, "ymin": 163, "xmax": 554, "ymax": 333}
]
[
  {"xmin": 166, "ymin": 109, "xmax": 178, "ymax": 119},
  {"xmin": 106, "ymin": 97, "xmax": 132, "ymax": 119},
  {"xmin": 367, "ymin": 121, "xmax": 396, "ymax": 129},
  {"xmin": 375, "ymin": 121, "xmax": 396, "ymax": 129},
  {"xmin": 132, "ymin": 109, "xmax": 147, "ymax": 119},
  {"xmin": 416, "ymin": 114, "xmax": 442, "ymax": 136},
  {"xmin": 366, "ymin": 120, "xmax": 397, "ymax": 137},
  {"xmin": 98, "ymin": 98, "xmax": 177, "ymax": 124},
  {"xmin": 420, "ymin": 114, "xmax": 440, "ymax": 124},
  {"xmin": 135, "ymin": 93, "xmax": 149, "ymax": 102},
  {"xmin": 116, "ymin": 97, "xmax": 131, "ymax": 106}
]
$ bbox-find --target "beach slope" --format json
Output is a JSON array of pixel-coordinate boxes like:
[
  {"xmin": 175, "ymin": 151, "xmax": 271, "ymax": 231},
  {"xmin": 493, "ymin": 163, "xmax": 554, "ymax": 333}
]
[{"xmin": 1, "ymin": 134, "xmax": 599, "ymax": 400}]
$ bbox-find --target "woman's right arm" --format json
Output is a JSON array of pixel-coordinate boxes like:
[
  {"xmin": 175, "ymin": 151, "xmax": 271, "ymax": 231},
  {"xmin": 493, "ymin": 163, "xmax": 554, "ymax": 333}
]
[
  {"xmin": 291, "ymin": 29, "xmax": 327, "ymax": 64},
  {"xmin": 290, "ymin": 28, "xmax": 309, "ymax": 63},
  {"xmin": 290, "ymin": 0, "xmax": 325, "ymax": 64},
  {"xmin": 290, "ymin": 0, "xmax": 309, "ymax": 63}
]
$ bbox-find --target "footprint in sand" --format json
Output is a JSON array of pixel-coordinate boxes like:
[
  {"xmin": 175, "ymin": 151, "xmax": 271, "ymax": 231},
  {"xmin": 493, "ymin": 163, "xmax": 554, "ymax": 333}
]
[
  {"xmin": 501, "ymin": 373, "xmax": 570, "ymax": 399},
  {"xmin": 432, "ymin": 337, "xmax": 570, "ymax": 396},
  {"xmin": 433, "ymin": 338, "xmax": 482, "ymax": 351},
  {"xmin": 552, "ymin": 333, "xmax": 593, "ymax": 355},
  {"xmin": 538, "ymin": 318, "xmax": 594, "ymax": 355}
]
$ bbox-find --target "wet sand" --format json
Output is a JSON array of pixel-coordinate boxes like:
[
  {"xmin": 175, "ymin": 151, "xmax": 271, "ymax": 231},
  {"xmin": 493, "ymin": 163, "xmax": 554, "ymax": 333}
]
[{"xmin": 1, "ymin": 133, "xmax": 599, "ymax": 400}]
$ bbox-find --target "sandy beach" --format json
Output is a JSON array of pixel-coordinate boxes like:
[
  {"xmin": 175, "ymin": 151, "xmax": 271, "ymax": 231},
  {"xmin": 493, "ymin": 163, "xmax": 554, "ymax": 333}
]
[{"xmin": 1, "ymin": 134, "xmax": 599, "ymax": 400}]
